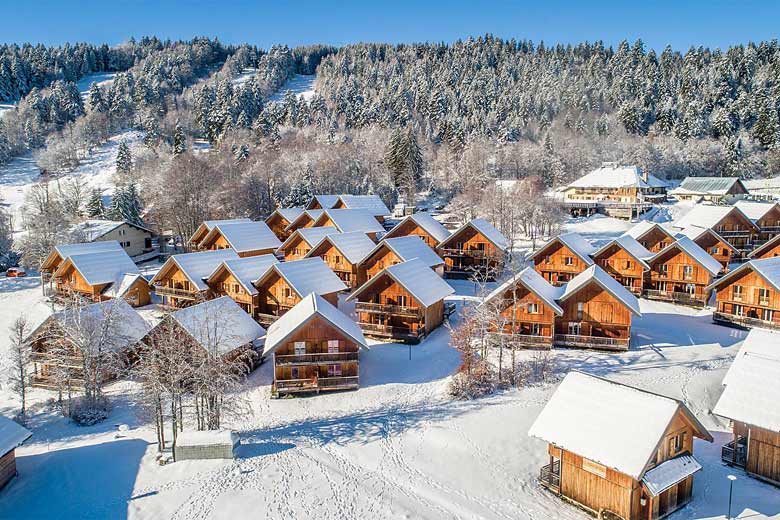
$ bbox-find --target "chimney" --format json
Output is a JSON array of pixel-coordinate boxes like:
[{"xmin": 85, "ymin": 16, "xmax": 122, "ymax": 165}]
[{"xmin": 639, "ymin": 166, "xmax": 648, "ymax": 183}]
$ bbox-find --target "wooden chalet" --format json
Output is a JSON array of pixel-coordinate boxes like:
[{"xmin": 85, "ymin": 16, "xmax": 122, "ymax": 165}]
[
  {"xmin": 358, "ymin": 235, "xmax": 445, "ymax": 286},
  {"xmin": 252, "ymin": 257, "xmax": 348, "ymax": 326},
  {"xmin": 311, "ymin": 209, "xmax": 385, "ymax": 241},
  {"xmin": 50, "ymin": 249, "xmax": 150, "ymax": 307},
  {"xmin": 644, "ymin": 237, "xmax": 722, "ymax": 307},
  {"xmin": 622, "ymin": 221, "xmax": 677, "ymax": 254},
  {"xmin": 714, "ymin": 329, "xmax": 780, "ymax": 486},
  {"xmin": 673, "ymin": 205, "xmax": 758, "ymax": 254},
  {"xmin": 437, "ymin": 218, "xmax": 510, "ymax": 280},
  {"xmin": 305, "ymin": 195, "xmax": 341, "ymax": 210},
  {"xmin": 0, "ymin": 416, "xmax": 32, "ymax": 490},
  {"xmin": 734, "ymin": 200, "xmax": 780, "ymax": 244},
  {"xmin": 27, "ymin": 299, "xmax": 150, "ymax": 389},
  {"xmin": 554, "ymin": 265, "xmax": 641, "ymax": 350},
  {"xmin": 150, "ymin": 249, "xmax": 239, "ymax": 308},
  {"xmin": 531, "ymin": 232, "xmax": 596, "ymax": 286},
  {"xmin": 561, "ymin": 163, "xmax": 668, "ymax": 219},
  {"xmin": 197, "ymin": 220, "xmax": 281, "ymax": 258},
  {"xmin": 40, "ymin": 241, "xmax": 126, "ymax": 289},
  {"xmin": 304, "ymin": 231, "xmax": 375, "ymax": 289},
  {"xmin": 276, "ymin": 226, "xmax": 338, "ymax": 262},
  {"xmin": 670, "ymin": 177, "xmax": 749, "ymax": 203},
  {"xmin": 348, "ymin": 258, "xmax": 455, "ymax": 343},
  {"xmin": 284, "ymin": 209, "xmax": 325, "ymax": 235},
  {"xmin": 204, "ymin": 255, "xmax": 279, "ymax": 316},
  {"xmin": 675, "ymin": 226, "xmax": 737, "ymax": 273},
  {"xmin": 381, "ymin": 211, "xmax": 451, "ymax": 248},
  {"xmin": 70, "ymin": 219, "xmax": 155, "ymax": 257},
  {"xmin": 332, "ymin": 194, "xmax": 391, "ymax": 224},
  {"xmin": 481, "ymin": 267, "xmax": 563, "ymax": 348},
  {"xmin": 708, "ymin": 257, "xmax": 780, "ymax": 331},
  {"xmin": 265, "ymin": 207, "xmax": 304, "ymax": 241},
  {"xmin": 189, "ymin": 218, "xmax": 251, "ymax": 250},
  {"xmin": 591, "ymin": 235, "xmax": 652, "ymax": 294},
  {"xmin": 263, "ymin": 293, "xmax": 368, "ymax": 396},
  {"xmin": 749, "ymin": 233, "xmax": 780, "ymax": 260},
  {"xmin": 530, "ymin": 371, "xmax": 712, "ymax": 520}
]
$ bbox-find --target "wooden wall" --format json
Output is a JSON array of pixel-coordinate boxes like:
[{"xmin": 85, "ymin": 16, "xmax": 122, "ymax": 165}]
[
  {"xmin": 208, "ymin": 268, "xmax": 257, "ymax": 314},
  {"xmin": 555, "ymin": 282, "xmax": 633, "ymax": 339},
  {"xmin": 693, "ymin": 233, "xmax": 733, "ymax": 271},
  {"xmin": 439, "ymin": 227, "xmax": 504, "ymax": 273},
  {"xmin": 309, "ymin": 242, "xmax": 360, "ymax": 288},
  {"xmin": 593, "ymin": 244, "xmax": 646, "ymax": 293},
  {"xmin": 256, "ymin": 273, "xmax": 338, "ymax": 314},
  {"xmin": 388, "ymin": 220, "xmax": 441, "ymax": 248},
  {"xmin": 266, "ymin": 214, "xmax": 293, "ymax": 240},
  {"xmin": 532, "ymin": 241, "xmax": 589, "ymax": 285},
  {"xmin": 754, "ymin": 240, "xmax": 780, "ymax": 260},
  {"xmin": 360, "ymin": 247, "xmax": 402, "ymax": 285},
  {"xmin": 636, "ymin": 228, "xmax": 674, "ymax": 253},
  {"xmin": 714, "ymin": 267, "xmax": 780, "ymax": 324},
  {"xmin": 0, "ymin": 450, "xmax": 17, "ymax": 490},
  {"xmin": 746, "ymin": 425, "xmax": 780, "ymax": 484},
  {"xmin": 492, "ymin": 285, "xmax": 556, "ymax": 337},
  {"xmin": 281, "ymin": 235, "xmax": 314, "ymax": 261},
  {"xmin": 647, "ymin": 247, "xmax": 714, "ymax": 299}
]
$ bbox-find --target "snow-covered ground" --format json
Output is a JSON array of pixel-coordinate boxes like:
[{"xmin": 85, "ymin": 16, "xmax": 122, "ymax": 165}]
[
  {"xmin": 0, "ymin": 102, "xmax": 15, "ymax": 119},
  {"xmin": 230, "ymin": 68, "xmax": 259, "ymax": 88},
  {"xmin": 268, "ymin": 74, "xmax": 317, "ymax": 103},
  {"xmin": 77, "ymin": 71, "xmax": 117, "ymax": 99}
]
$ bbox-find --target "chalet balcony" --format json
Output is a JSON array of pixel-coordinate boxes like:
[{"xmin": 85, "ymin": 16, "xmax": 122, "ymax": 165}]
[
  {"xmin": 256, "ymin": 312, "xmax": 281, "ymax": 327},
  {"xmin": 355, "ymin": 301, "xmax": 422, "ymax": 318},
  {"xmin": 553, "ymin": 334, "xmax": 630, "ymax": 351},
  {"xmin": 32, "ymin": 352, "xmax": 84, "ymax": 370},
  {"xmin": 438, "ymin": 248, "xmax": 499, "ymax": 259},
  {"xmin": 30, "ymin": 374, "xmax": 85, "ymax": 389},
  {"xmin": 643, "ymin": 289, "xmax": 708, "ymax": 307},
  {"xmin": 713, "ymin": 311, "xmax": 780, "ymax": 331},
  {"xmin": 152, "ymin": 284, "xmax": 200, "ymax": 300},
  {"xmin": 487, "ymin": 332, "xmax": 553, "ymax": 348},
  {"xmin": 273, "ymin": 375, "xmax": 359, "ymax": 394},
  {"xmin": 274, "ymin": 351, "xmax": 359, "ymax": 366},
  {"xmin": 716, "ymin": 229, "xmax": 753, "ymax": 238},
  {"xmin": 722, "ymin": 437, "xmax": 747, "ymax": 468},
  {"xmin": 358, "ymin": 322, "xmax": 424, "ymax": 342},
  {"xmin": 539, "ymin": 461, "xmax": 561, "ymax": 493}
]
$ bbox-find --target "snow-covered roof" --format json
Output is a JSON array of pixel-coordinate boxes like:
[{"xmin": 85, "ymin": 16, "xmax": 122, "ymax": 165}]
[
  {"xmin": 307, "ymin": 195, "xmax": 341, "ymax": 209},
  {"xmin": 190, "ymin": 218, "xmax": 252, "ymax": 245},
  {"xmin": 483, "ymin": 267, "xmax": 564, "ymax": 316},
  {"xmin": 386, "ymin": 212, "xmax": 452, "ymax": 244},
  {"xmin": 567, "ymin": 164, "xmax": 667, "ymax": 190},
  {"xmin": 206, "ymin": 255, "xmax": 279, "ymax": 295},
  {"xmin": 734, "ymin": 200, "xmax": 779, "ymax": 222},
  {"xmin": 284, "ymin": 209, "xmax": 325, "ymax": 231},
  {"xmin": 171, "ymin": 296, "xmax": 265, "ymax": 355},
  {"xmin": 102, "ymin": 273, "xmax": 147, "ymax": 298},
  {"xmin": 560, "ymin": 265, "xmax": 641, "ymax": 316},
  {"xmin": 713, "ymin": 329, "xmax": 780, "ymax": 432},
  {"xmin": 348, "ymin": 258, "xmax": 454, "ymax": 308},
  {"xmin": 641, "ymin": 455, "xmax": 702, "ymax": 496},
  {"xmin": 707, "ymin": 256, "xmax": 780, "ymax": 293},
  {"xmin": 674, "ymin": 225, "xmax": 735, "ymax": 252},
  {"xmin": 673, "ymin": 204, "xmax": 756, "ymax": 231},
  {"xmin": 743, "ymin": 176, "xmax": 780, "ymax": 191},
  {"xmin": 439, "ymin": 218, "xmax": 510, "ymax": 251},
  {"xmin": 533, "ymin": 232, "xmax": 596, "ymax": 266},
  {"xmin": 204, "ymin": 221, "xmax": 281, "ymax": 253},
  {"xmin": 277, "ymin": 226, "xmax": 339, "ymax": 254},
  {"xmin": 0, "ymin": 416, "xmax": 32, "ymax": 456},
  {"xmin": 750, "ymin": 233, "xmax": 780, "ymax": 259},
  {"xmin": 175, "ymin": 429, "xmax": 238, "ymax": 448},
  {"xmin": 153, "ymin": 249, "xmax": 239, "ymax": 291},
  {"xmin": 56, "ymin": 249, "xmax": 140, "ymax": 287},
  {"xmin": 53, "ymin": 240, "xmax": 125, "ymax": 261},
  {"xmin": 263, "ymin": 293, "xmax": 367, "ymax": 356},
  {"xmin": 71, "ymin": 219, "xmax": 153, "ymax": 241},
  {"xmin": 528, "ymin": 371, "xmax": 711, "ymax": 479},
  {"xmin": 670, "ymin": 177, "xmax": 746, "ymax": 196},
  {"xmin": 266, "ymin": 207, "xmax": 304, "ymax": 224},
  {"xmin": 365, "ymin": 236, "xmax": 444, "ymax": 268},
  {"xmin": 622, "ymin": 221, "xmax": 676, "ymax": 242},
  {"xmin": 257, "ymin": 257, "xmax": 347, "ymax": 297},
  {"xmin": 652, "ymin": 236, "xmax": 722, "ymax": 277},
  {"xmin": 592, "ymin": 235, "xmax": 652, "ymax": 269},
  {"xmin": 309, "ymin": 231, "xmax": 376, "ymax": 265},
  {"xmin": 316, "ymin": 209, "xmax": 385, "ymax": 234},
  {"xmin": 337, "ymin": 194, "xmax": 391, "ymax": 217}
]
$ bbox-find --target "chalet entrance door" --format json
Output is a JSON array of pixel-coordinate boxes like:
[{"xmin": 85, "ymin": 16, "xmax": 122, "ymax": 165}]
[{"xmin": 567, "ymin": 322, "xmax": 581, "ymax": 336}]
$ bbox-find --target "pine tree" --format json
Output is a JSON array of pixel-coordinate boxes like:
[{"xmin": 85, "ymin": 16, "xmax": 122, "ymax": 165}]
[
  {"xmin": 88, "ymin": 83, "xmax": 106, "ymax": 113},
  {"xmin": 86, "ymin": 189, "xmax": 105, "ymax": 218},
  {"xmin": 385, "ymin": 127, "xmax": 423, "ymax": 206},
  {"xmin": 173, "ymin": 122, "xmax": 187, "ymax": 156},
  {"xmin": 116, "ymin": 140, "xmax": 132, "ymax": 176},
  {"xmin": 109, "ymin": 183, "xmax": 143, "ymax": 225}
]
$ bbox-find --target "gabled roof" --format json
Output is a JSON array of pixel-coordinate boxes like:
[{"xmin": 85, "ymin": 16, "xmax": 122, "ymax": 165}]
[
  {"xmin": 306, "ymin": 195, "xmax": 341, "ymax": 210},
  {"xmin": 528, "ymin": 371, "xmax": 712, "ymax": 480},
  {"xmin": 670, "ymin": 177, "xmax": 747, "ymax": 196},
  {"xmin": 0, "ymin": 415, "xmax": 32, "ymax": 456},
  {"xmin": 673, "ymin": 204, "xmax": 757, "ymax": 231},
  {"xmin": 263, "ymin": 293, "xmax": 367, "ymax": 356},
  {"xmin": 385, "ymin": 212, "xmax": 451, "ymax": 244},
  {"xmin": 651, "ymin": 236, "xmax": 722, "ymax": 277},
  {"xmin": 591, "ymin": 235, "xmax": 652, "ymax": 270},
  {"xmin": 567, "ymin": 164, "xmax": 667, "ymax": 189},
  {"xmin": 483, "ymin": 267, "xmax": 563, "ymax": 316},
  {"xmin": 713, "ymin": 329, "xmax": 780, "ymax": 432},
  {"xmin": 55, "ymin": 249, "xmax": 140, "ymax": 287},
  {"xmin": 203, "ymin": 221, "xmax": 281, "ymax": 254},
  {"xmin": 151, "ymin": 249, "xmax": 239, "ymax": 291},
  {"xmin": 749, "ymin": 233, "xmax": 780, "ymax": 258},
  {"xmin": 314, "ymin": 209, "xmax": 385, "ymax": 234},
  {"xmin": 734, "ymin": 200, "xmax": 780, "ymax": 222},
  {"xmin": 362, "ymin": 236, "xmax": 444, "ymax": 269},
  {"xmin": 707, "ymin": 256, "xmax": 780, "ymax": 293},
  {"xmin": 171, "ymin": 296, "xmax": 265, "ymax": 356},
  {"xmin": 675, "ymin": 225, "xmax": 737, "ymax": 253},
  {"xmin": 102, "ymin": 273, "xmax": 147, "ymax": 298},
  {"xmin": 284, "ymin": 209, "xmax": 325, "ymax": 231},
  {"xmin": 438, "ymin": 218, "xmax": 510, "ymax": 251},
  {"xmin": 307, "ymin": 231, "xmax": 376, "ymax": 265},
  {"xmin": 265, "ymin": 207, "xmax": 304, "ymax": 224},
  {"xmin": 347, "ymin": 258, "xmax": 454, "ymax": 308},
  {"xmin": 190, "ymin": 218, "xmax": 252, "ymax": 244},
  {"xmin": 621, "ymin": 221, "xmax": 676, "ymax": 242},
  {"xmin": 337, "ymin": 194, "xmax": 391, "ymax": 217},
  {"xmin": 560, "ymin": 265, "xmax": 641, "ymax": 316},
  {"xmin": 531, "ymin": 232, "xmax": 596, "ymax": 266},
  {"xmin": 206, "ymin": 255, "xmax": 279, "ymax": 296},
  {"xmin": 71, "ymin": 219, "xmax": 153, "ymax": 241},
  {"xmin": 641, "ymin": 455, "xmax": 702, "ymax": 497},
  {"xmin": 277, "ymin": 226, "xmax": 339, "ymax": 254},
  {"xmin": 43, "ymin": 241, "xmax": 126, "ymax": 270},
  {"xmin": 255, "ymin": 257, "xmax": 347, "ymax": 297}
]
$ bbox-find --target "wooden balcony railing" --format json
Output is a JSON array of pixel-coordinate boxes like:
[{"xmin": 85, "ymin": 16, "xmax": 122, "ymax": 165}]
[
  {"xmin": 487, "ymin": 332, "xmax": 554, "ymax": 346},
  {"xmin": 721, "ymin": 438, "xmax": 747, "ymax": 468},
  {"xmin": 438, "ymin": 248, "xmax": 499, "ymax": 259},
  {"xmin": 539, "ymin": 461, "xmax": 561, "ymax": 492},
  {"xmin": 713, "ymin": 311, "xmax": 780, "ymax": 331},
  {"xmin": 358, "ymin": 322, "xmax": 424, "ymax": 341},
  {"xmin": 716, "ymin": 229, "xmax": 753, "ymax": 237},
  {"xmin": 553, "ymin": 334, "xmax": 630, "ymax": 350},
  {"xmin": 274, "ymin": 375, "xmax": 359, "ymax": 394},
  {"xmin": 643, "ymin": 289, "xmax": 708, "ymax": 306},
  {"xmin": 355, "ymin": 302, "xmax": 422, "ymax": 317},
  {"xmin": 152, "ymin": 285, "xmax": 200, "ymax": 300},
  {"xmin": 318, "ymin": 376, "xmax": 360, "ymax": 389},
  {"xmin": 30, "ymin": 375, "xmax": 85, "ymax": 389},
  {"xmin": 274, "ymin": 352, "xmax": 359, "ymax": 366}
]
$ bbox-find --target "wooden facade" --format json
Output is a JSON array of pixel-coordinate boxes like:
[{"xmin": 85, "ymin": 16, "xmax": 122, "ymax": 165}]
[
  {"xmin": 197, "ymin": 230, "xmax": 273, "ymax": 258},
  {"xmin": 206, "ymin": 267, "xmax": 257, "ymax": 316},
  {"xmin": 265, "ymin": 209, "xmax": 302, "ymax": 241},
  {"xmin": 383, "ymin": 218, "xmax": 444, "ymax": 248},
  {"xmin": 710, "ymin": 263, "xmax": 780, "ymax": 331},
  {"xmin": 688, "ymin": 230, "xmax": 736, "ymax": 273},
  {"xmin": 284, "ymin": 211, "xmax": 321, "ymax": 235},
  {"xmin": 592, "ymin": 244, "xmax": 647, "ymax": 294},
  {"xmin": 724, "ymin": 422, "xmax": 780, "ymax": 486},
  {"xmin": 253, "ymin": 272, "xmax": 340, "ymax": 326},
  {"xmin": 306, "ymin": 240, "xmax": 362, "ymax": 289},
  {"xmin": 51, "ymin": 261, "xmax": 150, "ymax": 308},
  {"xmin": 359, "ymin": 244, "xmax": 406, "ymax": 285},
  {"xmin": 752, "ymin": 204, "xmax": 780, "ymax": 243},
  {"xmin": 554, "ymin": 280, "xmax": 634, "ymax": 350},
  {"xmin": 151, "ymin": 262, "xmax": 209, "ymax": 309},
  {"xmin": 0, "ymin": 450, "xmax": 18, "ymax": 491},
  {"xmin": 278, "ymin": 231, "xmax": 321, "ymax": 262},
  {"xmin": 750, "ymin": 234, "xmax": 780, "ymax": 260},
  {"xmin": 634, "ymin": 226, "xmax": 676, "ymax": 254},
  {"xmin": 532, "ymin": 240, "xmax": 591, "ymax": 286},
  {"xmin": 438, "ymin": 225, "xmax": 506, "ymax": 280},
  {"xmin": 644, "ymin": 246, "xmax": 715, "ymax": 307},
  {"xmin": 711, "ymin": 209, "xmax": 758, "ymax": 254},
  {"xmin": 485, "ymin": 281, "xmax": 558, "ymax": 349}
]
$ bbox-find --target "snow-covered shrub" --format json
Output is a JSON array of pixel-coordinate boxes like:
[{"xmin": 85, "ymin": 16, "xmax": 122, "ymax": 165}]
[
  {"xmin": 449, "ymin": 360, "xmax": 497, "ymax": 400},
  {"xmin": 513, "ymin": 351, "xmax": 558, "ymax": 388},
  {"xmin": 69, "ymin": 396, "xmax": 111, "ymax": 426}
]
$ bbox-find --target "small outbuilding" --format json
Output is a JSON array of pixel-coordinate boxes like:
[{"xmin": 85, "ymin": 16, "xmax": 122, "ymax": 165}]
[
  {"xmin": 0, "ymin": 416, "xmax": 32, "ymax": 489},
  {"xmin": 174, "ymin": 430, "xmax": 239, "ymax": 461}
]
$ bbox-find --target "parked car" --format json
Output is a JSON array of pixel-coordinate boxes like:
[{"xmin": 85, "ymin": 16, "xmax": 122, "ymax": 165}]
[{"xmin": 6, "ymin": 267, "xmax": 26, "ymax": 277}]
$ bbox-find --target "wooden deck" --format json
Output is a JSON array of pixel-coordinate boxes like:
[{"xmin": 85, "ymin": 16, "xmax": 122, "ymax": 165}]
[
  {"xmin": 553, "ymin": 334, "xmax": 630, "ymax": 350},
  {"xmin": 713, "ymin": 311, "xmax": 780, "ymax": 331},
  {"xmin": 273, "ymin": 376, "xmax": 360, "ymax": 396}
]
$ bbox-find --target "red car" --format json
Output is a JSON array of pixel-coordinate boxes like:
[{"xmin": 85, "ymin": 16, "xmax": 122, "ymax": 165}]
[{"xmin": 6, "ymin": 267, "xmax": 26, "ymax": 277}]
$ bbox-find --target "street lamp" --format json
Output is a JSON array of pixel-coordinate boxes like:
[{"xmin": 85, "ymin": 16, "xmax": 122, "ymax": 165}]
[{"xmin": 727, "ymin": 474, "xmax": 737, "ymax": 520}]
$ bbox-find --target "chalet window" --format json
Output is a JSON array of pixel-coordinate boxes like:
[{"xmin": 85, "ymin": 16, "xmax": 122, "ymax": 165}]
[
  {"xmin": 624, "ymin": 260, "xmax": 632, "ymax": 269},
  {"xmin": 327, "ymin": 364, "xmax": 342, "ymax": 377},
  {"xmin": 291, "ymin": 367, "xmax": 299, "ymax": 379},
  {"xmin": 685, "ymin": 283, "xmax": 696, "ymax": 296},
  {"xmin": 682, "ymin": 265, "xmax": 694, "ymax": 280},
  {"xmin": 544, "ymin": 255, "xmax": 551, "ymax": 264},
  {"xmin": 659, "ymin": 264, "xmax": 668, "ymax": 276},
  {"xmin": 527, "ymin": 302, "xmax": 539, "ymax": 314},
  {"xmin": 659, "ymin": 241, "xmax": 668, "ymax": 249},
  {"xmin": 733, "ymin": 285, "xmax": 743, "ymax": 301},
  {"xmin": 759, "ymin": 288, "xmax": 770, "ymax": 306},
  {"xmin": 567, "ymin": 322, "xmax": 581, "ymax": 335},
  {"xmin": 335, "ymin": 255, "xmax": 341, "ymax": 264},
  {"xmin": 733, "ymin": 304, "xmax": 744, "ymax": 317},
  {"xmin": 711, "ymin": 247, "xmax": 719, "ymax": 255},
  {"xmin": 564, "ymin": 256, "xmax": 574, "ymax": 266},
  {"xmin": 284, "ymin": 288, "xmax": 292, "ymax": 299},
  {"xmin": 233, "ymin": 284, "xmax": 240, "ymax": 294},
  {"xmin": 327, "ymin": 340, "xmax": 339, "ymax": 353},
  {"xmin": 530, "ymin": 323, "xmax": 542, "ymax": 336},
  {"xmin": 762, "ymin": 309, "xmax": 774, "ymax": 322},
  {"xmin": 294, "ymin": 342, "xmax": 306, "ymax": 355},
  {"xmin": 475, "ymin": 242, "xmax": 485, "ymax": 251},
  {"xmin": 670, "ymin": 432, "xmax": 686, "ymax": 454},
  {"xmin": 397, "ymin": 295, "xmax": 408, "ymax": 307},
  {"xmin": 577, "ymin": 302, "xmax": 583, "ymax": 320}
]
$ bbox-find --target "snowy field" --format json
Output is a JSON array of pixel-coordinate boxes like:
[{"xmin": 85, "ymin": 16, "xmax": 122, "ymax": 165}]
[
  {"xmin": 268, "ymin": 74, "xmax": 317, "ymax": 103},
  {"xmin": 0, "ymin": 212, "xmax": 778, "ymax": 518},
  {"xmin": 77, "ymin": 71, "xmax": 117, "ymax": 98}
]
